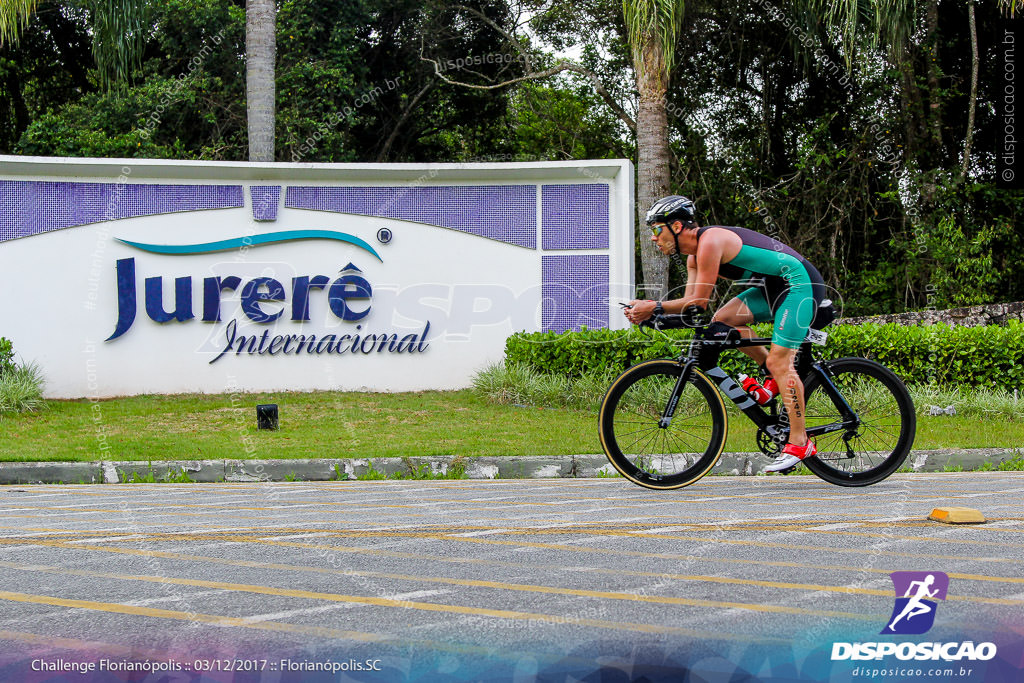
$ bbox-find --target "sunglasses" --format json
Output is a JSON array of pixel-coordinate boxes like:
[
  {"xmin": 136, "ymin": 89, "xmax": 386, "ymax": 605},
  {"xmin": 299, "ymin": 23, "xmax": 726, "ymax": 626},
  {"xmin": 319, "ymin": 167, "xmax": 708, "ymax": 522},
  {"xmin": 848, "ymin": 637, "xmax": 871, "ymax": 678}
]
[{"xmin": 650, "ymin": 223, "xmax": 667, "ymax": 236}]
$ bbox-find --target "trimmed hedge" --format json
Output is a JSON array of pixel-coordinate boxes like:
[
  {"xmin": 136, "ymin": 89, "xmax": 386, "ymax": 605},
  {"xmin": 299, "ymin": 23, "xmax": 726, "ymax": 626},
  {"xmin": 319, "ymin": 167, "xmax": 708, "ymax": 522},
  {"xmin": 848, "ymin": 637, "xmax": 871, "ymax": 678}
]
[{"xmin": 505, "ymin": 322, "xmax": 1024, "ymax": 390}]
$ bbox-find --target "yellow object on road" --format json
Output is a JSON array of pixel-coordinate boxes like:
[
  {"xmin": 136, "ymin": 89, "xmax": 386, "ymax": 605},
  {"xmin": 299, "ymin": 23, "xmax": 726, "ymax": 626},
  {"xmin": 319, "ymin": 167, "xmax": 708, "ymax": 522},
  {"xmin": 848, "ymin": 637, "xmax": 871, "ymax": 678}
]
[{"xmin": 928, "ymin": 507, "xmax": 986, "ymax": 524}]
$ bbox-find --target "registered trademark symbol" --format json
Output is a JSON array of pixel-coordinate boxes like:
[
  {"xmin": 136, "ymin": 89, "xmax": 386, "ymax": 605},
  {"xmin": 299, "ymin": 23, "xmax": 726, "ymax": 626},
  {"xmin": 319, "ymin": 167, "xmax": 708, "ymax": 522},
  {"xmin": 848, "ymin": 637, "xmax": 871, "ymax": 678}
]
[{"xmin": 377, "ymin": 228, "xmax": 393, "ymax": 244}]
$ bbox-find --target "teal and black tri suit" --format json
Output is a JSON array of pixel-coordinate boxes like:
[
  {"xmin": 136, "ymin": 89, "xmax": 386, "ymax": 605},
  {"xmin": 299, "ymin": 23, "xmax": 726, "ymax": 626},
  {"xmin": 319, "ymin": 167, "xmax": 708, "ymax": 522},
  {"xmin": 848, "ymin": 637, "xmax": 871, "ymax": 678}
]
[{"xmin": 697, "ymin": 225, "xmax": 826, "ymax": 349}]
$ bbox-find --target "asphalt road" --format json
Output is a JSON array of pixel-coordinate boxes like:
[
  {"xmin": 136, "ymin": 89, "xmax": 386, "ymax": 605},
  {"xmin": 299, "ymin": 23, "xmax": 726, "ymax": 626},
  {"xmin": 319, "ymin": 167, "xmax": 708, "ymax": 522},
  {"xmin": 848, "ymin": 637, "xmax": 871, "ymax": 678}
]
[{"xmin": 0, "ymin": 474, "xmax": 1022, "ymax": 681}]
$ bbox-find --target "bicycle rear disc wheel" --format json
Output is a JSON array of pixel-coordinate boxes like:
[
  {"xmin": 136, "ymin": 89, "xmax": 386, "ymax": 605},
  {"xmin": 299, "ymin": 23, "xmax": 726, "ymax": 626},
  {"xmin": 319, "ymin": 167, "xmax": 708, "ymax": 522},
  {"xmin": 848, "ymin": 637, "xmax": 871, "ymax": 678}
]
[
  {"xmin": 599, "ymin": 360, "xmax": 727, "ymax": 490},
  {"xmin": 802, "ymin": 358, "xmax": 916, "ymax": 486}
]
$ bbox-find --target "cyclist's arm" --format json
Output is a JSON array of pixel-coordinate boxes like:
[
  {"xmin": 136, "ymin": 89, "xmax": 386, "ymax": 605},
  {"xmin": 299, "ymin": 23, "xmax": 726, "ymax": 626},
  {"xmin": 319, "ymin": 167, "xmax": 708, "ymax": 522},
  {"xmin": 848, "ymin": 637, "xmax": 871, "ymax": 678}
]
[
  {"xmin": 660, "ymin": 239, "xmax": 722, "ymax": 313},
  {"xmin": 682, "ymin": 255, "xmax": 698, "ymax": 299}
]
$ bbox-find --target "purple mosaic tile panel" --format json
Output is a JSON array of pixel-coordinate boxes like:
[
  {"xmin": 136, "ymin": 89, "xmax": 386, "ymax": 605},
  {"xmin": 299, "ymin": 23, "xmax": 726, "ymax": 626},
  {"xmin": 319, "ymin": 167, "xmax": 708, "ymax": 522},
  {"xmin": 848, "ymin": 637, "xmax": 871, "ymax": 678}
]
[
  {"xmin": 0, "ymin": 181, "xmax": 244, "ymax": 242},
  {"xmin": 250, "ymin": 185, "xmax": 281, "ymax": 221},
  {"xmin": 541, "ymin": 255, "xmax": 609, "ymax": 333},
  {"xmin": 285, "ymin": 185, "xmax": 536, "ymax": 248},
  {"xmin": 541, "ymin": 184, "xmax": 609, "ymax": 250}
]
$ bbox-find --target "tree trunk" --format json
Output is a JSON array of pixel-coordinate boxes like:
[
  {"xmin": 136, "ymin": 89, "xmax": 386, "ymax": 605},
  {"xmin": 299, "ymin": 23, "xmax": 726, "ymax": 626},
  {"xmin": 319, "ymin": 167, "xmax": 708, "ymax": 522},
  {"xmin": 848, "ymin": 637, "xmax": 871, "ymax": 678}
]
[
  {"xmin": 924, "ymin": 0, "xmax": 943, "ymax": 154},
  {"xmin": 7, "ymin": 70, "xmax": 29, "ymax": 136},
  {"xmin": 961, "ymin": 0, "xmax": 979, "ymax": 181},
  {"xmin": 898, "ymin": 48, "xmax": 926, "ymax": 169},
  {"xmin": 246, "ymin": 0, "xmax": 276, "ymax": 162},
  {"xmin": 634, "ymin": 38, "xmax": 670, "ymax": 299}
]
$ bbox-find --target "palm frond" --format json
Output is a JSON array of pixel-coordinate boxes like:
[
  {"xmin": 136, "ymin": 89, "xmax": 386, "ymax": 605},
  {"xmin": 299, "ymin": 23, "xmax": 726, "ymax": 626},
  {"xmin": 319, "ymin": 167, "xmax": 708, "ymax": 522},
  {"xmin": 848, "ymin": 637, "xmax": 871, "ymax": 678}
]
[
  {"xmin": 88, "ymin": 0, "xmax": 150, "ymax": 89},
  {"xmin": 622, "ymin": 0, "xmax": 686, "ymax": 76},
  {"xmin": 809, "ymin": 0, "xmax": 917, "ymax": 65},
  {"xmin": 0, "ymin": 0, "xmax": 148, "ymax": 88},
  {"xmin": 0, "ymin": 0, "xmax": 39, "ymax": 45}
]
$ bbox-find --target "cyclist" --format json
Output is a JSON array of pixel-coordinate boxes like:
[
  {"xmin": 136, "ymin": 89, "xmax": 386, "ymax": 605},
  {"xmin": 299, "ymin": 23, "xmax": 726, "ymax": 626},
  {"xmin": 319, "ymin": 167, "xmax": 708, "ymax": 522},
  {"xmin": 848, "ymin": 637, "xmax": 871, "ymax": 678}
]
[{"xmin": 624, "ymin": 195, "xmax": 827, "ymax": 473}]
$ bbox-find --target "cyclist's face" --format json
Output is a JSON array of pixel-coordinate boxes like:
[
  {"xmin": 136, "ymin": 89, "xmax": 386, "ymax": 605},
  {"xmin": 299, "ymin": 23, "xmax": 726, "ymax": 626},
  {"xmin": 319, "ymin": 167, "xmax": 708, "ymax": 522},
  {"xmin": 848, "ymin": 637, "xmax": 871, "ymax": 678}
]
[{"xmin": 651, "ymin": 221, "xmax": 678, "ymax": 253}]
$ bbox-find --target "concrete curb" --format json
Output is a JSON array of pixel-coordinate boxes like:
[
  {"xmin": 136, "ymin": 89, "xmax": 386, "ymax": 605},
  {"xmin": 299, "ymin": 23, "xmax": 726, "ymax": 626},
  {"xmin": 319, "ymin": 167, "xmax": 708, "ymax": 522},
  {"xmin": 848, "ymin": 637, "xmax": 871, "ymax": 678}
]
[{"xmin": 0, "ymin": 449, "xmax": 1021, "ymax": 485}]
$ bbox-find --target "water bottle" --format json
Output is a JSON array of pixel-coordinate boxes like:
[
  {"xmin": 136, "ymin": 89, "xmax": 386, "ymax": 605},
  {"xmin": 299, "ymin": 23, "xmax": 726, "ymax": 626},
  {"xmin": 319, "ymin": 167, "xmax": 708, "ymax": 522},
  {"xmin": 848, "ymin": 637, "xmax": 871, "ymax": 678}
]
[{"xmin": 738, "ymin": 373, "xmax": 774, "ymax": 405}]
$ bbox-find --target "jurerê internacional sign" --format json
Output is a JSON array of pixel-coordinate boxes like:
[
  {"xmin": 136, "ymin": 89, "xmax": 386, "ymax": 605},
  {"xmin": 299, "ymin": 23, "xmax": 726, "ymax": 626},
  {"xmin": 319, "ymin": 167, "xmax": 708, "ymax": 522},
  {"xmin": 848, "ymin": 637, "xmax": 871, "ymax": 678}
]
[{"xmin": 0, "ymin": 157, "xmax": 633, "ymax": 398}]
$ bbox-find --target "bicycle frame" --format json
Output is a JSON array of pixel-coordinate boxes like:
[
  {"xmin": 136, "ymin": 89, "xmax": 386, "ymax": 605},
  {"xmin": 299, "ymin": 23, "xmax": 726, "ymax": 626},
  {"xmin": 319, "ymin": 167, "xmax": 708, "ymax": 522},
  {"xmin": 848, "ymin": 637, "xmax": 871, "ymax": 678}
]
[{"xmin": 662, "ymin": 330, "xmax": 860, "ymax": 442}]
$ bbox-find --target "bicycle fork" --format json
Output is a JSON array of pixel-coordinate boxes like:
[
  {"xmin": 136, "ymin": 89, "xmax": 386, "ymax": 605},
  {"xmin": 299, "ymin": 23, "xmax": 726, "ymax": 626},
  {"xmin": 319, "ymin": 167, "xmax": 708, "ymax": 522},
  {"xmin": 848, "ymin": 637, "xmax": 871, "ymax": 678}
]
[{"xmin": 658, "ymin": 361, "xmax": 696, "ymax": 428}]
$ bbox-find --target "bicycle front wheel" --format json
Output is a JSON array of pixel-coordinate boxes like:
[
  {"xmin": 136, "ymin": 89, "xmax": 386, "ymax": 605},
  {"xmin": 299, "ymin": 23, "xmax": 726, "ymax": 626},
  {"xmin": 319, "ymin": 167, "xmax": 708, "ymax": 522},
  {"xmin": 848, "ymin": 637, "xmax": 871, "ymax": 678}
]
[
  {"xmin": 599, "ymin": 360, "xmax": 728, "ymax": 490},
  {"xmin": 802, "ymin": 357, "xmax": 916, "ymax": 486}
]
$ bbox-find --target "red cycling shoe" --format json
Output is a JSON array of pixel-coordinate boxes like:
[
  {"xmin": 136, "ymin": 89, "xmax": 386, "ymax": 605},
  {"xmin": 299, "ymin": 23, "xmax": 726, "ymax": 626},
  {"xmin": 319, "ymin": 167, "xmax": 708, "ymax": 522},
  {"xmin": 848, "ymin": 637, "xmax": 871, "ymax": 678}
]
[{"xmin": 764, "ymin": 439, "xmax": 817, "ymax": 472}]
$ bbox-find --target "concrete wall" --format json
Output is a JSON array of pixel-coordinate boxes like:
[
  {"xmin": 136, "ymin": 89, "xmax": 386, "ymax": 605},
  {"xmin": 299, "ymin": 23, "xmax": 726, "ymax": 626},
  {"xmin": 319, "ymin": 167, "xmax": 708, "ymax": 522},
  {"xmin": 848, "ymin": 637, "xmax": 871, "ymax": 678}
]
[{"xmin": 842, "ymin": 302, "xmax": 1024, "ymax": 327}]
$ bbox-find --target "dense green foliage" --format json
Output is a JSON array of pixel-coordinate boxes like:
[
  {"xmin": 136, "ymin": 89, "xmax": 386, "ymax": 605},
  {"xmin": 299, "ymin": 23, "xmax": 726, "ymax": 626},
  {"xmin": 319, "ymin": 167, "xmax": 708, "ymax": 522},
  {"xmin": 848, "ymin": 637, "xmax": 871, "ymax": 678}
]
[
  {"xmin": 0, "ymin": 337, "xmax": 14, "ymax": 377},
  {"xmin": 655, "ymin": 0, "xmax": 1021, "ymax": 314},
  {"xmin": 1, "ymin": 0, "xmax": 1019, "ymax": 315},
  {"xmin": 505, "ymin": 322, "xmax": 1024, "ymax": 391},
  {"xmin": 5, "ymin": 0, "xmax": 534, "ymax": 162}
]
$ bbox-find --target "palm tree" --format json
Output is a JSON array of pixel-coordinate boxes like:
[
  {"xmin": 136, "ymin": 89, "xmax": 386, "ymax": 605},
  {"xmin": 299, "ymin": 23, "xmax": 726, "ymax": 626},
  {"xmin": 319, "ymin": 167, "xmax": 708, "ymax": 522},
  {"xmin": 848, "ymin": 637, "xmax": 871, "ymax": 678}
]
[
  {"xmin": 245, "ymin": 0, "xmax": 276, "ymax": 162},
  {"xmin": 623, "ymin": 0, "xmax": 685, "ymax": 297}
]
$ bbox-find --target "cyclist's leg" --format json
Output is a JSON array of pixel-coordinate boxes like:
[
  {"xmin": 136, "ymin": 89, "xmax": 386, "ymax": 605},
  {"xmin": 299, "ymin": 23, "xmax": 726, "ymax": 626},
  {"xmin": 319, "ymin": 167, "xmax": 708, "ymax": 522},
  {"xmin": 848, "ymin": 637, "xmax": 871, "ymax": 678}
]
[
  {"xmin": 765, "ymin": 277, "xmax": 817, "ymax": 447},
  {"xmin": 715, "ymin": 288, "xmax": 771, "ymax": 366},
  {"xmin": 767, "ymin": 344, "xmax": 806, "ymax": 445}
]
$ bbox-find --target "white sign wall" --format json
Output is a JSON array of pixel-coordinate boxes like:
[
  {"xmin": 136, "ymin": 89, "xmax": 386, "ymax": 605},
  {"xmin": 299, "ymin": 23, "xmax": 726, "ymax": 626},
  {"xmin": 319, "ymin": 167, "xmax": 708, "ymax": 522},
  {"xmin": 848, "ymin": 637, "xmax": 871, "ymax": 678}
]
[{"xmin": 0, "ymin": 157, "xmax": 634, "ymax": 398}]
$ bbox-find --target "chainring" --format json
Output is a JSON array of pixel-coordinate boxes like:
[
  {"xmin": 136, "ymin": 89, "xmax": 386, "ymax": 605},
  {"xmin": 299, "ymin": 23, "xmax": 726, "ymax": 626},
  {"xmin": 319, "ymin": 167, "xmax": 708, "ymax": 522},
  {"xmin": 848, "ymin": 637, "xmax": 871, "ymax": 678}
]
[
  {"xmin": 755, "ymin": 428, "xmax": 785, "ymax": 457},
  {"xmin": 756, "ymin": 427, "xmax": 800, "ymax": 473}
]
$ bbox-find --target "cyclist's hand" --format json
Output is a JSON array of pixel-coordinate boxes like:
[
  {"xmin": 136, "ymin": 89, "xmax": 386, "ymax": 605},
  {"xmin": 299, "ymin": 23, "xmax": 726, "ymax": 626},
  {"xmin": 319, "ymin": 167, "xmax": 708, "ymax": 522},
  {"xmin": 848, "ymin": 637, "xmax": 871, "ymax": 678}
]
[{"xmin": 624, "ymin": 300, "xmax": 656, "ymax": 324}]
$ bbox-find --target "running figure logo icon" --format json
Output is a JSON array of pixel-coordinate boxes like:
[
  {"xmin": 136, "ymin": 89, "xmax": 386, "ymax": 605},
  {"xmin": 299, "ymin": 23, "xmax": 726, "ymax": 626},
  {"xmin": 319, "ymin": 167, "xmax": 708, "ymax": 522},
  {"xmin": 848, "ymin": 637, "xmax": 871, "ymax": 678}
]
[{"xmin": 881, "ymin": 571, "xmax": 949, "ymax": 635}]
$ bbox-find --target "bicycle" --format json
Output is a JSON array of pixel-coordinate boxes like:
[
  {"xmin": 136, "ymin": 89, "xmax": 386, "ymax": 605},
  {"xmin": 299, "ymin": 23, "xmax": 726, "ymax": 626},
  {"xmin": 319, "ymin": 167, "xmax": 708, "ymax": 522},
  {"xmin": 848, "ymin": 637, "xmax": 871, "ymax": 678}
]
[{"xmin": 598, "ymin": 304, "xmax": 916, "ymax": 489}]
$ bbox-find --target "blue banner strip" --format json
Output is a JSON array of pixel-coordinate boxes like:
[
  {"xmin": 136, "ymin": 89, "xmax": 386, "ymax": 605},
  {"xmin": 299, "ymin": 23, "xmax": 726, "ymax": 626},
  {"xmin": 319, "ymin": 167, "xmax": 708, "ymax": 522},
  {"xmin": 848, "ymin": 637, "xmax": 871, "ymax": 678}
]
[{"xmin": 116, "ymin": 230, "xmax": 382, "ymax": 261}]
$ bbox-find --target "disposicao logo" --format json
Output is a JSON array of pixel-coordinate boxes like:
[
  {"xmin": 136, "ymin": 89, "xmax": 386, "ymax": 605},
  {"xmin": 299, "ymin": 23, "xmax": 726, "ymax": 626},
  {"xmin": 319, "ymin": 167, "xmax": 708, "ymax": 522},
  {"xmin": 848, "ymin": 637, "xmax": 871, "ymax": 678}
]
[
  {"xmin": 831, "ymin": 571, "xmax": 998, "ymax": 663},
  {"xmin": 882, "ymin": 571, "xmax": 948, "ymax": 635}
]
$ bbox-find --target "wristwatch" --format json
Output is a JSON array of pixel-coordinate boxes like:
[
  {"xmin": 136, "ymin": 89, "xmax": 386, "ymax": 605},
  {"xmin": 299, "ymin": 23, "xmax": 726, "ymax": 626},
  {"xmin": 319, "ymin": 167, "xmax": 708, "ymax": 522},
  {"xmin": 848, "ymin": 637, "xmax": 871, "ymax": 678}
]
[{"xmin": 653, "ymin": 302, "xmax": 664, "ymax": 316}]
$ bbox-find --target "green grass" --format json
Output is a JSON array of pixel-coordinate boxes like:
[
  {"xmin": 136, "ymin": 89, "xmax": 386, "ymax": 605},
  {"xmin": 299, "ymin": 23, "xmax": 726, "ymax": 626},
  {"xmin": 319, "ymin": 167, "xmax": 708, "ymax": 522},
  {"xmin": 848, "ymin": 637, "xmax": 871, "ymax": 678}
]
[
  {"xmin": 975, "ymin": 453, "xmax": 1024, "ymax": 471},
  {"xmin": 356, "ymin": 456, "xmax": 469, "ymax": 480},
  {"xmin": 118, "ymin": 466, "xmax": 195, "ymax": 483},
  {"xmin": 0, "ymin": 390, "xmax": 604, "ymax": 462},
  {"xmin": 472, "ymin": 362, "xmax": 1024, "ymax": 453},
  {"xmin": 2, "ymin": 368, "xmax": 1023, "ymax": 463}
]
